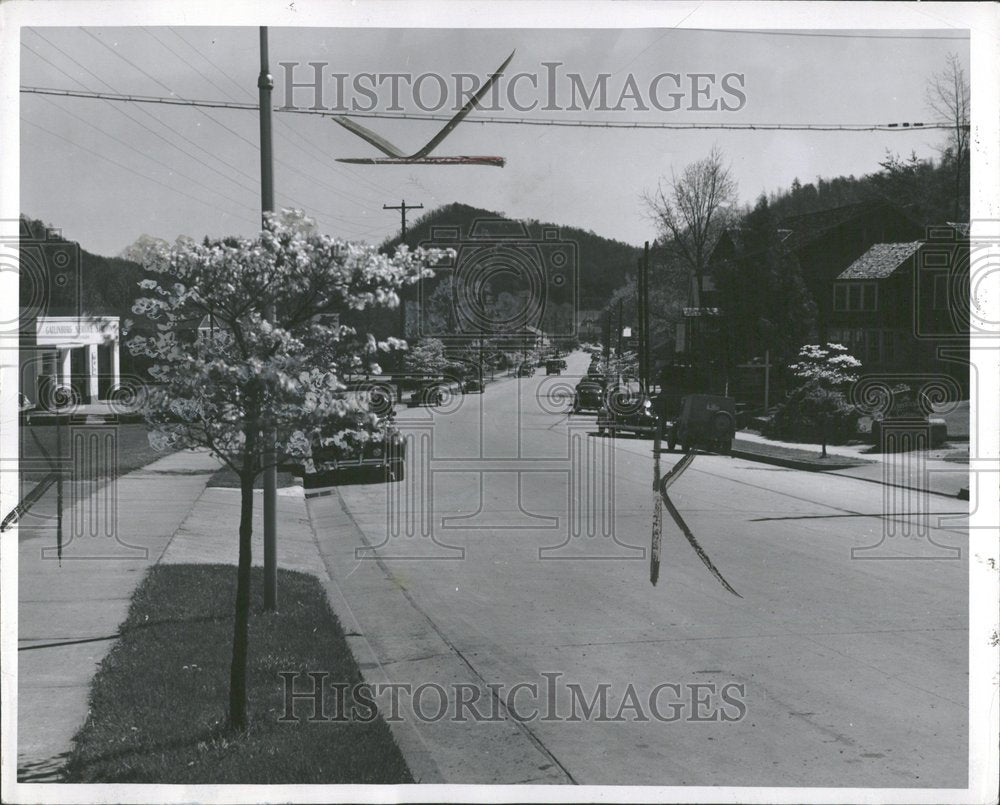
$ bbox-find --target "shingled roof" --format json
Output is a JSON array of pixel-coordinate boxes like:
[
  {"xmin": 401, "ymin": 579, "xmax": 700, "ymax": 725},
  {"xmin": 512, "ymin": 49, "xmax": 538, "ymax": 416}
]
[{"xmin": 837, "ymin": 241, "xmax": 923, "ymax": 280}]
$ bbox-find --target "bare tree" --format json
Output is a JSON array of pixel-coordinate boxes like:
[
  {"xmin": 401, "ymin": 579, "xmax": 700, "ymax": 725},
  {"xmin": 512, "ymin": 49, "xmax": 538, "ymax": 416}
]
[
  {"xmin": 643, "ymin": 146, "xmax": 738, "ymax": 307},
  {"xmin": 926, "ymin": 53, "xmax": 970, "ymax": 221}
]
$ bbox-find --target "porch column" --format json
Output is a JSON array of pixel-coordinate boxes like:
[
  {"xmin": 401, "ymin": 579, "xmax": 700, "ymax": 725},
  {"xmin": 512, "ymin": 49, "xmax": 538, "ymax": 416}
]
[
  {"xmin": 60, "ymin": 348, "xmax": 71, "ymax": 388},
  {"xmin": 87, "ymin": 343, "xmax": 99, "ymax": 402},
  {"xmin": 112, "ymin": 337, "xmax": 120, "ymax": 390}
]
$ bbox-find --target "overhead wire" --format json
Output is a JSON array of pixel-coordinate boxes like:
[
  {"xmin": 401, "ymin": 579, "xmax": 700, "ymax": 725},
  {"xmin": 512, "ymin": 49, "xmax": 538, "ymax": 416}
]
[
  {"xmin": 138, "ymin": 27, "xmax": 378, "ymax": 231},
  {"xmin": 22, "ymin": 118, "xmax": 254, "ymax": 218},
  {"xmin": 21, "ymin": 39, "xmax": 261, "ymax": 217},
  {"xmin": 24, "ymin": 33, "xmax": 261, "ymax": 196},
  {"xmin": 19, "ymin": 85, "xmax": 961, "ymax": 132}
]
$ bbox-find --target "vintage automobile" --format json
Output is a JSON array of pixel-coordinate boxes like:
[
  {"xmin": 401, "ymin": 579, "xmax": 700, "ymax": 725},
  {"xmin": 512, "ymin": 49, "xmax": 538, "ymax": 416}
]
[
  {"xmin": 597, "ymin": 393, "xmax": 658, "ymax": 438},
  {"xmin": 572, "ymin": 377, "xmax": 607, "ymax": 413},
  {"xmin": 666, "ymin": 393, "xmax": 736, "ymax": 453},
  {"xmin": 282, "ymin": 413, "xmax": 406, "ymax": 489},
  {"xmin": 545, "ymin": 358, "xmax": 564, "ymax": 375},
  {"xmin": 462, "ymin": 377, "xmax": 484, "ymax": 393},
  {"xmin": 517, "ymin": 362, "xmax": 535, "ymax": 377},
  {"xmin": 407, "ymin": 381, "xmax": 445, "ymax": 407}
]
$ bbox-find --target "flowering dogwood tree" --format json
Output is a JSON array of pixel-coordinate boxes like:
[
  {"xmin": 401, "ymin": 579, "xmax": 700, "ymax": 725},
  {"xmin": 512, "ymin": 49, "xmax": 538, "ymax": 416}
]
[
  {"xmin": 128, "ymin": 210, "xmax": 448, "ymax": 730},
  {"xmin": 788, "ymin": 342, "xmax": 861, "ymax": 389},
  {"xmin": 774, "ymin": 343, "xmax": 862, "ymax": 456}
]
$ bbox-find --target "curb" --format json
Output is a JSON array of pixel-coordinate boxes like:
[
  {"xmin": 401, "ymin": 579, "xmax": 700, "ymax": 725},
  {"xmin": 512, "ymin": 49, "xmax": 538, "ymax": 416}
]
[
  {"xmin": 729, "ymin": 447, "xmax": 866, "ymax": 473},
  {"xmin": 305, "ymin": 486, "xmax": 575, "ymax": 785},
  {"xmin": 730, "ymin": 446, "xmax": 966, "ymax": 500}
]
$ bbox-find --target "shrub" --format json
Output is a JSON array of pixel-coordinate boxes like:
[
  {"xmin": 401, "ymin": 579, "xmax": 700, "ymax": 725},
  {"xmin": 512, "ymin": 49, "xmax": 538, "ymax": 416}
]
[
  {"xmin": 764, "ymin": 384, "xmax": 858, "ymax": 444},
  {"xmin": 764, "ymin": 343, "xmax": 862, "ymax": 451}
]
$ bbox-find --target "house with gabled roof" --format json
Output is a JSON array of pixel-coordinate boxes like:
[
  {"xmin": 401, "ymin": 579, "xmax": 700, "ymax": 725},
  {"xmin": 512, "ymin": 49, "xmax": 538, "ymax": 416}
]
[
  {"xmin": 668, "ymin": 200, "xmax": 924, "ymax": 397},
  {"xmin": 828, "ymin": 224, "xmax": 969, "ymax": 390}
]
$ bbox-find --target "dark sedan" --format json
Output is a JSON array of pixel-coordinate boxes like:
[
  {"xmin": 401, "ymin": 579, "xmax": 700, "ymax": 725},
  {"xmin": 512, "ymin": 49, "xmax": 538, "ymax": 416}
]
[
  {"xmin": 573, "ymin": 378, "xmax": 606, "ymax": 413},
  {"xmin": 597, "ymin": 394, "xmax": 658, "ymax": 438},
  {"xmin": 407, "ymin": 382, "xmax": 445, "ymax": 407}
]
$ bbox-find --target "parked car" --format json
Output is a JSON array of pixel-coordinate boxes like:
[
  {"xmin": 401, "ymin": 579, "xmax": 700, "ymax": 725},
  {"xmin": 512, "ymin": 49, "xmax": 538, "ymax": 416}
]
[
  {"xmin": 545, "ymin": 358, "xmax": 563, "ymax": 375},
  {"xmin": 284, "ymin": 414, "xmax": 406, "ymax": 488},
  {"xmin": 517, "ymin": 362, "xmax": 535, "ymax": 377},
  {"xmin": 573, "ymin": 378, "xmax": 606, "ymax": 413},
  {"xmin": 597, "ymin": 393, "xmax": 658, "ymax": 438},
  {"xmin": 407, "ymin": 382, "xmax": 445, "ymax": 407},
  {"xmin": 463, "ymin": 377, "xmax": 484, "ymax": 393},
  {"xmin": 666, "ymin": 394, "xmax": 736, "ymax": 453}
]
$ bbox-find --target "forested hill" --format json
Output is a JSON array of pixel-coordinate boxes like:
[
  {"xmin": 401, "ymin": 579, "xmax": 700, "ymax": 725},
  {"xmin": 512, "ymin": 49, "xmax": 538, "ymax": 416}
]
[
  {"xmin": 19, "ymin": 216, "xmax": 144, "ymax": 320},
  {"xmin": 763, "ymin": 154, "xmax": 967, "ymax": 226},
  {"xmin": 380, "ymin": 202, "xmax": 643, "ymax": 309}
]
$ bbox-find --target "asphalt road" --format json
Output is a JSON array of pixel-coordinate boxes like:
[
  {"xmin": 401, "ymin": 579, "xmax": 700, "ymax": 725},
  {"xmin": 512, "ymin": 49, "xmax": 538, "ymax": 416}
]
[{"xmin": 312, "ymin": 350, "xmax": 968, "ymax": 787}]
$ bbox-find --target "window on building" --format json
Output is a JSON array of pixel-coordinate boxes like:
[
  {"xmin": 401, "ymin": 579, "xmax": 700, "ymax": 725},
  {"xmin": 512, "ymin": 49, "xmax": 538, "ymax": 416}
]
[
  {"xmin": 866, "ymin": 330, "xmax": 882, "ymax": 364},
  {"xmin": 849, "ymin": 284, "xmax": 863, "ymax": 310},
  {"xmin": 834, "ymin": 281, "xmax": 878, "ymax": 312},
  {"xmin": 932, "ymin": 273, "xmax": 949, "ymax": 311},
  {"xmin": 882, "ymin": 330, "xmax": 897, "ymax": 363},
  {"xmin": 862, "ymin": 283, "xmax": 878, "ymax": 311},
  {"xmin": 833, "ymin": 284, "xmax": 847, "ymax": 311}
]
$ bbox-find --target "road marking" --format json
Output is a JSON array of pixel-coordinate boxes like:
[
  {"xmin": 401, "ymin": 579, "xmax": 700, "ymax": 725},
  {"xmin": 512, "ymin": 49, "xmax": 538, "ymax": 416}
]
[{"xmin": 651, "ymin": 451, "xmax": 742, "ymax": 598}]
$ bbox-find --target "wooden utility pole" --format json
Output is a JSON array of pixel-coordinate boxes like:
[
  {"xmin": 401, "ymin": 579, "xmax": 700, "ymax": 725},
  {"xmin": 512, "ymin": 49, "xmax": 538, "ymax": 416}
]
[
  {"xmin": 616, "ymin": 299, "xmax": 623, "ymax": 357},
  {"xmin": 602, "ymin": 309, "xmax": 611, "ymax": 372},
  {"xmin": 383, "ymin": 200, "xmax": 424, "ymax": 244},
  {"xmin": 258, "ymin": 26, "xmax": 278, "ymax": 611},
  {"xmin": 763, "ymin": 349, "xmax": 771, "ymax": 412},
  {"xmin": 642, "ymin": 241, "xmax": 651, "ymax": 394}
]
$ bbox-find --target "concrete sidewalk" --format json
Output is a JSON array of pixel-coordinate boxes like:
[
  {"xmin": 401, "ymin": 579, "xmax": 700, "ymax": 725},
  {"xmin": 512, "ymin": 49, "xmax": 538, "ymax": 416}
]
[
  {"xmin": 735, "ymin": 430, "xmax": 969, "ymax": 498},
  {"xmin": 161, "ymin": 478, "xmax": 566, "ymax": 783},
  {"xmin": 16, "ymin": 448, "xmax": 221, "ymax": 781}
]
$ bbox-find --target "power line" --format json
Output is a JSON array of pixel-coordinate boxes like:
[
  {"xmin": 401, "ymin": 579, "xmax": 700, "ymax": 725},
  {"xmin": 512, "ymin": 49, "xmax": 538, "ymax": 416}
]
[
  {"xmin": 23, "ymin": 34, "xmax": 262, "ymax": 197},
  {"xmin": 167, "ymin": 26, "xmax": 396, "ymax": 199},
  {"xmin": 21, "ymin": 38, "xmax": 263, "ymax": 215},
  {"xmin": 155, "ymin": 29, "xmax": 394, "ymax": 235},
  {"xmin": 127, "ymin": 27, "xmax": 394, "ymax": 211},
  {"xmin": 25, "ymin": 93, "xmax": 260, "ymax": 217},
  {"xmin": 133, "ymin": 28, "xmax": 377, "ymax": 227},
  {"xmin": 383, "ymin": 199, "xmax": 423, "ymax": 243},
  {"xmin": 19, "ymin": 86, "xmax": 962, "ymax": 132},
  {"xmin": 671, "ymin": 27, "xmax": 969, "ymax": 41},
  {"xmin": 35, "ymin": 29, "xmax": 378, "ymax": 232},
  {"xmin": 22, "ymin": 42, "xmax": 379, "ymax": 237},
  {"xmin": 22, "ymin": 117, "xmax": 254, "ymax": 218}
]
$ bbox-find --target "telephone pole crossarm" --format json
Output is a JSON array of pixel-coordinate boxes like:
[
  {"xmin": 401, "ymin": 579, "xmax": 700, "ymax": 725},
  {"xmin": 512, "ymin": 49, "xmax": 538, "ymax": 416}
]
[{"xmin": 383, "ymin": 199, "xmax": 424, "ymax": 244}]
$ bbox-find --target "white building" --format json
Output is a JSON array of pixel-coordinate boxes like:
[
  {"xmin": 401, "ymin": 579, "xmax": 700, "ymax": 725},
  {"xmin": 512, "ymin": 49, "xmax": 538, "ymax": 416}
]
[{"xmin": 20, "ymin": 315, "xmax": 121, "ymax": 408}]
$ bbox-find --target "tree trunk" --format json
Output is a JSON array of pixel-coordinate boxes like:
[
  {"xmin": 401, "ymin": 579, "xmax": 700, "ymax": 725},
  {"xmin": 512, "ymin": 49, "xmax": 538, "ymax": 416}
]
[{"xmin": 229, "ymin": 446, "xmax": 257, "ymax": 731}]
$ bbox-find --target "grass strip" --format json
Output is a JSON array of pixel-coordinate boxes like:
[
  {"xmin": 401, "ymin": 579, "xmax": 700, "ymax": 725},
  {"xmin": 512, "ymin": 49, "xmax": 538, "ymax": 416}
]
[{"xmin": 64, "ymin": 564, "xmax": 412, "ymax": 784}]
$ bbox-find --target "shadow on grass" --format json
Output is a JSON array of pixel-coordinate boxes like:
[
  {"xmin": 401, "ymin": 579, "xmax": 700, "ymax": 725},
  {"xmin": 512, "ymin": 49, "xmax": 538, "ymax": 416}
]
[{"xmin": 62, "ymin": 564, "xmax": 412, "ymax": 784}]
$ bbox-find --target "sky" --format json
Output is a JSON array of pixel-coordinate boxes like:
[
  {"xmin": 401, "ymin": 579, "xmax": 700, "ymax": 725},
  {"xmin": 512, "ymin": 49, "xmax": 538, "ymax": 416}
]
[{"xmin": 19, "ymin": 24, "xmax": 971, "ymax": 256}]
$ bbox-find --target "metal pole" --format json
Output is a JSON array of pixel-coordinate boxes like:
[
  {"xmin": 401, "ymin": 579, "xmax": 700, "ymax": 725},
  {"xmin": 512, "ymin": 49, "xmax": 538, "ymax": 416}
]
[
  {"xmin": 55, "ymin": 413, "xmax": 63, "ymax": 564},
  {"xmin": 643, "ymin": 242, "xmax": 652, "ymax": 395},
  {"xmin": 616, "ymin": 299, "xmax": 623, "ymax": 357},
  {"xmin": 602, "ymin": 310, "xmax": 611, "ymax": 379},
  {"xmin": 763, "ymin": 349, "xmax": 770, "ymax": 412},
  {"xmin": 259, "ymin": 26, "xmax": 278, "ymax": 611}
]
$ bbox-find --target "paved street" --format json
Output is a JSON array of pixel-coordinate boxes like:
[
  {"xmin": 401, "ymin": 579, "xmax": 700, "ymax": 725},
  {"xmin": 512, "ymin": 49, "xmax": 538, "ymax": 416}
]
[{"xmin": 311, "ymin": 350, "xmax": 969, "ymax": 787}]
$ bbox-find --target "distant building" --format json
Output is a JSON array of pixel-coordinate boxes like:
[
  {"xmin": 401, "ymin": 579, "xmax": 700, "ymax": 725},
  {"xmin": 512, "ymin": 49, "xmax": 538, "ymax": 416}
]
[
  {"xmin": 575, "ymin": 308, "xmax": 604, "ymax": 341},
  {"xmin": 829, "ymin": 224, "xmax": 969, "ymax": 392},
  {"xmin": 667, "ymin": 200, "xmax": 932, "ymax": 398},
  {"xmin": 20, "ymin": 313, "xmax": 121, "ymax": 408}
]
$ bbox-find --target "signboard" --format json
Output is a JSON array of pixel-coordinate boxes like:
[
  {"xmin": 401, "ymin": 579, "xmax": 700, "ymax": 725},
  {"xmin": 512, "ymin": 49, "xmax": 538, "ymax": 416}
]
[{"xmin": 36, "ymin": 316, "xmax": 118, "ymax": 346}]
